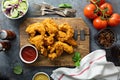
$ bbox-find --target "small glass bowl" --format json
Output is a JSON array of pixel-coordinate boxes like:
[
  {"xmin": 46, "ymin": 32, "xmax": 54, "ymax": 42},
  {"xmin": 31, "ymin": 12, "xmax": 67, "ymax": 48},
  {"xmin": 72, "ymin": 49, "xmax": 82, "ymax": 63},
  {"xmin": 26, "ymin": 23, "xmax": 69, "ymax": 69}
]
[
  {"xmin": 32, "ymin": 72, "xmax": 50, "ymax": 80},
  {"xmin": 94, "ymin": 28, "xmax": 117, "ymax": 49}
]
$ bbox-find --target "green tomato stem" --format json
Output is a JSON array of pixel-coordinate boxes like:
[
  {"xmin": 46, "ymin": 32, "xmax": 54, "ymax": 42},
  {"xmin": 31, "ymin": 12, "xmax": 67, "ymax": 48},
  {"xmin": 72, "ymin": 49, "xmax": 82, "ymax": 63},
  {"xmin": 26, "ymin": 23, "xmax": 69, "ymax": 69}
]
[{"xmin": 90, "ymin": 0, "xmax": 108, "ymax": 20}]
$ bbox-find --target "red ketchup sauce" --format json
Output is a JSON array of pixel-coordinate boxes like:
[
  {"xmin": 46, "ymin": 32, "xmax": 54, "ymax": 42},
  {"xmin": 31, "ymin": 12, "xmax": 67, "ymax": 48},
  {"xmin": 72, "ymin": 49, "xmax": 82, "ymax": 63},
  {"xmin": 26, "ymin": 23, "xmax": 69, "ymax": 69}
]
[{"xmin": 21, "ymin": 46, "xmax": 37, "ymax": 61}]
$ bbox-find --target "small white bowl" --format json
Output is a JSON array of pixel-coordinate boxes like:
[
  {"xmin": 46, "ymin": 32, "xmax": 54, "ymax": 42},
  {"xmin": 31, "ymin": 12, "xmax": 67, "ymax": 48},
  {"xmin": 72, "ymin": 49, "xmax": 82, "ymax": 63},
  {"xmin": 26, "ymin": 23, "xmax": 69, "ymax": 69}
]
[
  {"xmin": 32, "ymin": 72, "xmax": 50, "ymax": 80},
  {"xmin": 19, "ymin": 44, "xmax": 38, "ymax": 64},
  {"xmin": 1, "ymin": 0, "xmax": 29, "ymax": 19}
]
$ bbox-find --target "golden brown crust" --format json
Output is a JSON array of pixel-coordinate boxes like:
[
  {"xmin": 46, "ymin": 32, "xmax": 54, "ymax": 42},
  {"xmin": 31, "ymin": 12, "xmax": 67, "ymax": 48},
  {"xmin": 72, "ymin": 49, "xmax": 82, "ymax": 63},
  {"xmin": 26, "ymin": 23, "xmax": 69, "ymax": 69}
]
[{"xmin": 26, "ymin": 18, "xmax": 77, "ymax": 60}]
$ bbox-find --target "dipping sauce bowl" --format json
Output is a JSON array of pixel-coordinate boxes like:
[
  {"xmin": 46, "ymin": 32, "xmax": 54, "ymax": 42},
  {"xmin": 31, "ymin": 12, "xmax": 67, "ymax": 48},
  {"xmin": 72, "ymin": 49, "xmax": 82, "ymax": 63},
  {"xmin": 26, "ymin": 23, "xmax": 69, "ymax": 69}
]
[
  {"xmin": 19, "ymin": 44, "xmax": 38, "ymax": 64},
  {"xmin": 32, "ymin": 72, "xmax": 50, "ymax": 80}
]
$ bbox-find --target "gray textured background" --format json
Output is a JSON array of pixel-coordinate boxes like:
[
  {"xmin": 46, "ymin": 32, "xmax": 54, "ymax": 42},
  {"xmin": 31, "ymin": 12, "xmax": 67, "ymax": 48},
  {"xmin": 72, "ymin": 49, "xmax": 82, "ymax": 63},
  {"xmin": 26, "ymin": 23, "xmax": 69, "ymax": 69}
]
[{"xmin": 0, "ymin": 0, "xmax": 120, "ymax": 80}]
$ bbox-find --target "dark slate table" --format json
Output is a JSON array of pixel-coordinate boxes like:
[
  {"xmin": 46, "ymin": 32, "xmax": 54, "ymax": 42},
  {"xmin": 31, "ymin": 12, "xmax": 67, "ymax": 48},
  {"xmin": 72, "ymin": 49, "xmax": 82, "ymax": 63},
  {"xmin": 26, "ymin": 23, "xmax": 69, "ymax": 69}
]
[{"xmin": 0, "ymin": 0, "xmax": 120, "ymax": 80}]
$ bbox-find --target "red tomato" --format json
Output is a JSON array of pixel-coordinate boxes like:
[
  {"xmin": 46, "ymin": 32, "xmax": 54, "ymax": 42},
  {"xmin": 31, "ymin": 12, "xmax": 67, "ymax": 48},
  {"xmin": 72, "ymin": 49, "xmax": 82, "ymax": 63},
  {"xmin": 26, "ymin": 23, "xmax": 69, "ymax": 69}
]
[
  {"xmin": 93, "ymin": 17, "xmax": 107, "ymax": 30},
  {"xmin": 100, "ymin": 3, "xmax": 113, "ymax": 16},
  {"xmin": 119, "ymin": 15, "xmax": 120, "ymax": 24},
  {"xmin": 108, "ymin": 13, "xmax": 120, "ymax": 27},
  {"xmin": 84, "ymin": 4, "xmax": 98, "ymax": 19},
  {"xmin": 91, "ymin": 0, "xmax": 105, "ymax": 6}
]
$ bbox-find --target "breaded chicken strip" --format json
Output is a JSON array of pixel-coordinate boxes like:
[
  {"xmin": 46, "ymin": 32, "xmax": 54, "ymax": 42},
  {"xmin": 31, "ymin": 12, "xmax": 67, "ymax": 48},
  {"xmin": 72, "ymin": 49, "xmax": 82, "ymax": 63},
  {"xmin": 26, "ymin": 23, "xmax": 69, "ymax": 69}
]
[
  {"xmin": 42, "ymin": 18, "xmax": 58, "ymax": 34},
  {"xmin": 44, "ymin": 34, "xmax": 55, "ymax": 46},
  {"xmin": 26, "ymin": 22, "xmax": 46, "ymax": 37},
  {"xmin": 48, "ymin": 41, "xmax": 73, "ymax": 60},
  {"xmin": 65, "ymin": 38, "xmax": 77, "ymax": 46},
  {"xmin": 58, "ymin": 23, "xmax": 74, "ymax": 40},
  {"xmin": 26, "ymin": 18, "xmax": 77, "ymax": 60},
  {"xmin": 29, "ymin": 35, "xmax": 44, "ymax": 50},
  {"xmin": 57, "ymin": 31, "xmax": 67, "ymax": 42}
]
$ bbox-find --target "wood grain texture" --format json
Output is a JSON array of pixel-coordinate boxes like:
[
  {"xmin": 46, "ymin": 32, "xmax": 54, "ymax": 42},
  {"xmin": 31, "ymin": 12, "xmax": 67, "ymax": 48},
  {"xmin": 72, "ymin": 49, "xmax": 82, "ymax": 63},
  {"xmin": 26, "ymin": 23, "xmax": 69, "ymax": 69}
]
[{"xmin": 20, "ymin": 18, "xmax": 90, "ymax": 66}]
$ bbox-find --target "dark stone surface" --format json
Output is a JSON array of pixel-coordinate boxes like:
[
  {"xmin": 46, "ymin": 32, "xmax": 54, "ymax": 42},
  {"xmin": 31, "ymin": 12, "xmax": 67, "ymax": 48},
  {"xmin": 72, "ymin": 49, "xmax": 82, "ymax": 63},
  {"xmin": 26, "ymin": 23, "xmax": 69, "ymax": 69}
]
[{"xmin": 0, "ymin": 0, "xmax": 120, "ymax": 80}]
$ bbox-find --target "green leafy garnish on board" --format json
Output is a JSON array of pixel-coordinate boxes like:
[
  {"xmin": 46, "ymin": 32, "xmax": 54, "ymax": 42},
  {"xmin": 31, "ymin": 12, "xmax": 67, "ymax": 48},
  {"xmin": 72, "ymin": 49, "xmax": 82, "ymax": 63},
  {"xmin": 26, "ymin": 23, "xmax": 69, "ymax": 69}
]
[
  {"xmin": 13, "ymin": 65, "xmax": 23, "ymax": 75},
  {"xmin": 58, "ymin": 3, "xmax": 72, "ymax": 8},
  {"xmin": 72, "ymin": 52, "xmax": 81, "ymax": 67}
]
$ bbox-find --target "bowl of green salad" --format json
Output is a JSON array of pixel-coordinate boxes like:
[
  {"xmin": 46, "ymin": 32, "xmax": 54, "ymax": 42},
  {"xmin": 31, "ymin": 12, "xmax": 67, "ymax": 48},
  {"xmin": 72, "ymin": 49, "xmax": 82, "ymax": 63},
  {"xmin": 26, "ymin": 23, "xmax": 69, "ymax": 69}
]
[{"xmin": 1, "ymin": 0, "xmax": 29, "ymax": 19}]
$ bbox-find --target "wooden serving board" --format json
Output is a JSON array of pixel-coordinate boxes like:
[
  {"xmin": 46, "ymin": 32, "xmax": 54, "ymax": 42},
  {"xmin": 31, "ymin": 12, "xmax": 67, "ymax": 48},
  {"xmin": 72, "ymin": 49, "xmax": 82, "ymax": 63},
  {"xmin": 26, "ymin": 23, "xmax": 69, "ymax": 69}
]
[{"xmin": 20, "ymin": 18, "xmax": 90, "ymax": 66}]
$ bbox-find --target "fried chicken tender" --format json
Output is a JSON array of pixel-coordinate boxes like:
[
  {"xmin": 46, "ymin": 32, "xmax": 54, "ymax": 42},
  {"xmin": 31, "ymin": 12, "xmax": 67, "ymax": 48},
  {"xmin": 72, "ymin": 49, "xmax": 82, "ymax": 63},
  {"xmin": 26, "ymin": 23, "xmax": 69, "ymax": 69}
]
[
  {"xmin": 26, "ymin": 22, "xmax": 46, "ymax": 37},
  {"xmin": 48, "ymin": 53, "xmax": 57, "ymax": 60},
  {"xmin": 66, "ymin": 38, "xmax": 77, "ymax": 46},
  {"xmin": 49, "ymin": 41, "xmax": 64, "ymax": 56},
  {"xmin": 44, "ymin": 34, "xmax": 55, "ymax": 46},
  {"xmin": 26, "ymin": 18, "xmax": 77, "ymax": 60},
  {"xmin": 42, "ymin": 18, "xmax": 58, "ymax": 28},
  {"xmin": 58, "ymin": 23, "xmax": 74, "ymax": 41},
  {"xmin": 40, "ymin": 46, "xmax": 48, "ymax": 57},
  {"xmin": 42, "ymin": 18, "xmax": 58, "ymax": 34},
  {"xmin": 48, "ymin": 41, "xmax": 73, "ymax": 60},
  {"xmin": 57, "ymin": 31, "xmax": 67, "ymax": 42},
  {"xmin": 29, "ymin": 35, "xmax": 44, "ymax": 50},
  {"xmin": 61, "ymin": 42, "xmax": 73, "ymax": 54}
]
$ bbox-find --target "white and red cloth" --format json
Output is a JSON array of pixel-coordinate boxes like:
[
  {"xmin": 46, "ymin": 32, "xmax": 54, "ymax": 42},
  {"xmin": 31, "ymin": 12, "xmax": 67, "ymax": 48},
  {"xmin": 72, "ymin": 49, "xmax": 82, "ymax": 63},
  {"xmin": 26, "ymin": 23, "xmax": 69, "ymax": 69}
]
[{"xmin": 51, "ymin": 50, "xmax": 120, "ymax": 80}]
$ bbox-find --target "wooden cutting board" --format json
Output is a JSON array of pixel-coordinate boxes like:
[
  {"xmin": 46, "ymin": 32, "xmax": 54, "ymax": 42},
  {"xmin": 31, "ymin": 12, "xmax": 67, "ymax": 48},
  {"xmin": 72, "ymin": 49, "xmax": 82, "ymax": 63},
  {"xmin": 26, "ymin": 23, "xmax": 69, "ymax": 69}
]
[{"xmin": 20, "ymin": 18, "xmax": 90, "ymax": 66}]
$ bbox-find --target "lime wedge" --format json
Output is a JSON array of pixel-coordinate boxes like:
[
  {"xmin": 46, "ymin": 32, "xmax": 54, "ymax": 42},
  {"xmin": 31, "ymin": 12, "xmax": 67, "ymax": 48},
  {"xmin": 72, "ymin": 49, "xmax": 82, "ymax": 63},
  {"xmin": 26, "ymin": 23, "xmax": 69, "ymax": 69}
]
[{"xmin": 10, "ymin": 9, "xmax": 18, "ymax": 18}]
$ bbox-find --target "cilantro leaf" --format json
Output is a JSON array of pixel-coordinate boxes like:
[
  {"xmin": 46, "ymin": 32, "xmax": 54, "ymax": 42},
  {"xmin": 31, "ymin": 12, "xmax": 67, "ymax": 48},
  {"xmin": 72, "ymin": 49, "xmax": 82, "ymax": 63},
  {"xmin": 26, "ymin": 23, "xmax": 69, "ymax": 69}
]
[
  {"xmin": 75, "ymin": 60, "xmax": 80, "ymax": 66},
  {"xmin": 58, "ymin": 3, "xmax": 72, "ymax": 8},
  {"xmin": 13, "ymin": 65, "xmax": 23, "ymax": 75},
  {"xmin": 72, "ymin": 52, "xmax": 81, "ymax": 62},
  {"xmin": 72, "ymin": 52, "xmax": 81, "ymax": 67}
]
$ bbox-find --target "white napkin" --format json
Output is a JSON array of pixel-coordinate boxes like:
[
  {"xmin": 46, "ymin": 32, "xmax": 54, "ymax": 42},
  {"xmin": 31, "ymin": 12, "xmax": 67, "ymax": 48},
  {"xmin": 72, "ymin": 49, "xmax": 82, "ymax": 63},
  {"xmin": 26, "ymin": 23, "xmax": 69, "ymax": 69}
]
[{"xmin": 51, "ymin": 50, "xmax": 120, "ymax": 80}]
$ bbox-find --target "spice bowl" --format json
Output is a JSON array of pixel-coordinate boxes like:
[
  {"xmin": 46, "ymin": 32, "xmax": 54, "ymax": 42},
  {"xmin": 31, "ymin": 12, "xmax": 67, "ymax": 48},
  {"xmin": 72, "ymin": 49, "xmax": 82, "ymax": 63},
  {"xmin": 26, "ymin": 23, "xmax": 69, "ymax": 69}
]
[
  {"xmin": 19, "ymin": 44, "xmax": 38, "ymax": 64},
  {"xmin": 94, "ymin": 28, "xmax": 117, "ymax": 49},
  {"xmin": 32, "ymin": 72, "xmax": 50, "ymax": 80}
]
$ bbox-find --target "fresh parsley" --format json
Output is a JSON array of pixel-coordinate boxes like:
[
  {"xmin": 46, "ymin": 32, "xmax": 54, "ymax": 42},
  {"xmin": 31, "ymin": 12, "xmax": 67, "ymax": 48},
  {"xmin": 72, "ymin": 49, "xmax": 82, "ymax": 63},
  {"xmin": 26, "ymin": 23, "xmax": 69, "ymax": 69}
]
[{"xmin": 72, "ymin": 52, "xmax": 81, "ymax": 67}]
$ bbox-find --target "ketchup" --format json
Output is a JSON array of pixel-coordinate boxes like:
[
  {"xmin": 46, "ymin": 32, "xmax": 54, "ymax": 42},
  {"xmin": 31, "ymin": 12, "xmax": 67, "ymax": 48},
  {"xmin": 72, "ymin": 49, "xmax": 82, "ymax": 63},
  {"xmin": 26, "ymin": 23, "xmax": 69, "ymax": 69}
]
[{"xmin": 21, "ymin": 46, "xmax": 37, "ymax": 61}]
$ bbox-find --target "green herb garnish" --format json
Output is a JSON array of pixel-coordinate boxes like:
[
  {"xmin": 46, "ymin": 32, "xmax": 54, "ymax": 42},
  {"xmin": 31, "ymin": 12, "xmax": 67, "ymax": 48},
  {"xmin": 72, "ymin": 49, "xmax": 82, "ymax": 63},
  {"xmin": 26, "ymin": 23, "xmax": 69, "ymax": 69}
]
[
  {"xmin": 13, "ymin": 65, "xmax": 23, "ymax": 75},
  {"xmin": 72, "ymin": 52, "xmax": 81, "ymax": 67},
  {"xmin": 58, "ymin": 3, "xmax": 72, "ymax": 8}
]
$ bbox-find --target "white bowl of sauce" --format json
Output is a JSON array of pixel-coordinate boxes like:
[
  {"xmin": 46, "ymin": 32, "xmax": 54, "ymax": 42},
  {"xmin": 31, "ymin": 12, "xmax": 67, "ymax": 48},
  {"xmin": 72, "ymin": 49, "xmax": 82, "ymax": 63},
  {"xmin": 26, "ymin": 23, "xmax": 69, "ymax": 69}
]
[
  {"xmin": 19, "ymin": 44, "xmax": 38, "ymax": 64},
  {"xmin": 32, "ymin": 72, "xmax": 50, "ymax": 80}
]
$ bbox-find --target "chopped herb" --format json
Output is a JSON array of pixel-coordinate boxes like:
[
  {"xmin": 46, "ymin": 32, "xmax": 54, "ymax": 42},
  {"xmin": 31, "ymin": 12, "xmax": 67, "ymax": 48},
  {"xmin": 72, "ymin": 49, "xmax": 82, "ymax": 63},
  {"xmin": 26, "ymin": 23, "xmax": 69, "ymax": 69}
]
[
  {"xmin": 72, "ymin": 52, "xmax": 81, "ymax": 67},
  {"xmin": 58, "ymin": 3, "xmax": 72, "ymax": 8},
  {"xmin": 13, "ymin": 64, "xmax": 23, "ymax": 75}
]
